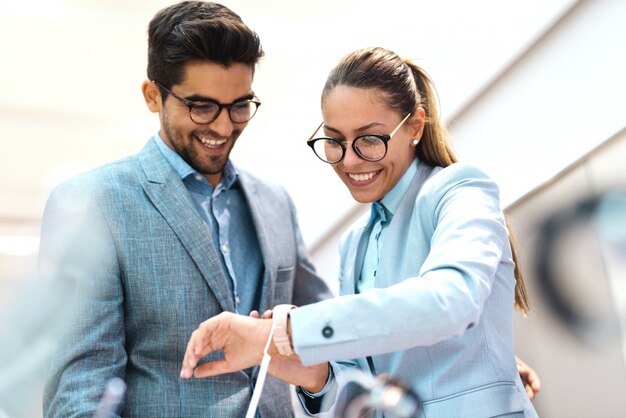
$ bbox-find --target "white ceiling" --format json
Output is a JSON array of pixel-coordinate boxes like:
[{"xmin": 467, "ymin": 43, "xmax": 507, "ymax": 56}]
[{"xmin": 0, "ymin": 0, "xmax": 577, "ymax": 246}]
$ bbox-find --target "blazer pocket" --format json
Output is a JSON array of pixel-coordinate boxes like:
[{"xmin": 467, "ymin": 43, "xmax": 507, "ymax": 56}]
[
  {"xmin": 422, "ymin": 382, "xmax": 525, "ymax": 418},
  {"xmin": 274, "ymin": 266, "xmax": 294, "ymax": 304},
  {"xmin": 275, "ymin": 266, "xmax": 294, "ymax": 283}
]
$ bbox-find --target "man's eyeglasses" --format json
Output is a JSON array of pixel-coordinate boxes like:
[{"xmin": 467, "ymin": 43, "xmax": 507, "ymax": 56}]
[
  {"xmin": 153, "ymin": 80, "xmax": 261, "ymax": 125},
  {"xmin": 306, "ymin": 113, "xmax": 412, "ymax": 164}
]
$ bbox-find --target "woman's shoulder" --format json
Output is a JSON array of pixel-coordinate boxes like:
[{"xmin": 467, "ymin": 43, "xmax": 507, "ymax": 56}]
[
  {"xmin": 427, "ymin": 162, "xmax": 491, "ymax": 184},
  {"xmin": 416, "ymin": 162, "xmax": 501, "ymax": 218},
  {"xmin": 421, "ymin": 162, "xmax": 497, "ymax": 196}
]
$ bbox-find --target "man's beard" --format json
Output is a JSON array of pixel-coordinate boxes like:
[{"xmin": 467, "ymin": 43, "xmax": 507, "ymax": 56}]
[{"xmin": 161, "ymin": 114, "xmax": 241, "ymax": 176}]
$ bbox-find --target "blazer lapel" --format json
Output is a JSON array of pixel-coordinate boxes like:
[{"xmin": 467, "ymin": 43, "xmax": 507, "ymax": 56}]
[
  {"xmin": 137, "ymin": 141, "xmax": 235, "ymax": 312},
  {"xmin": 238, "ymin": 171, "xmax": 276, "ymax": 312},
  {"xmin": 337, "ymin": 214, "xmax": 370, "ymax": 297},
  {"xmin": 351, "ymin": 220, "xmax": 375, "ymax": 294},
  {"xmin": 376, "ymin": 162, "xmax": 435, "ymax": 288}
]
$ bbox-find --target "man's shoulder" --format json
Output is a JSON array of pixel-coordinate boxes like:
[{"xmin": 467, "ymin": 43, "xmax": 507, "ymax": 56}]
[
  {"xmin": 237, "ymin": 167, "xmax": 289, "ymax": 197},
  {"xmin": 45, "ymin": 149, "xmax": 157, "ymax": 212},
  {"xmin": 55, "ymin": 155, "xmax": 140, "ymax": 191},
  {"xmin": 52, "ymin": 139, "xmax": 167, "ymax": 192}
]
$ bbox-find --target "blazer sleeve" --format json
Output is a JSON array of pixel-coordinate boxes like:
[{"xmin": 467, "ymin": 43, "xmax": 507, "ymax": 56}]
[
  {"xmin": 40, "ymin": 183, "xmax": 127, "ymax": 418},
  {"xmin": 290, "ymin": 164, "xmax": 510, "ymax": 365}
]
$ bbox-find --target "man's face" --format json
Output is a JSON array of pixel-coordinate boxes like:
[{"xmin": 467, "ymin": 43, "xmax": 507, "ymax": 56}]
[{"xmin": 157, "ymin": 62, "xmax": 254, "ymax": 187}]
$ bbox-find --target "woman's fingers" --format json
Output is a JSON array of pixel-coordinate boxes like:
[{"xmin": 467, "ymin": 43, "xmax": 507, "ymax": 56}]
[
  {"xmin": 180, "ymin": 313, "xmax": 231, "ymax": 378},
  {"xmin": 180, "ymin": 312, "xmax": 271, "ymax": 380},
  {"xmin": 516, "ymin": 356, "xmax": 541, "ymax": 400},
  {"xmin": 193, "ymin": 359, "xmax": 235, "ymax": 378}
]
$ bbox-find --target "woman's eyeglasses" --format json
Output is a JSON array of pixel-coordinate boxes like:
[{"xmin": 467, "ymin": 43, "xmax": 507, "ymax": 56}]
[{"xmin": 306, "ymin": 113, "xmax": 411, "ymax": 164}]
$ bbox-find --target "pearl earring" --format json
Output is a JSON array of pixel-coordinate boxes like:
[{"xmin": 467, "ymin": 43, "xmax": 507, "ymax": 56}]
[{"xmin": 412, "ymin": 139, "xmax": 419, "ymax": 146}]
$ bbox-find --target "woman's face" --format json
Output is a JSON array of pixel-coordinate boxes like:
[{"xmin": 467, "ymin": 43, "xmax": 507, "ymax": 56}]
[{"xmin": 321, "ymin": 86, "xmax": 423, "ymax": 203}]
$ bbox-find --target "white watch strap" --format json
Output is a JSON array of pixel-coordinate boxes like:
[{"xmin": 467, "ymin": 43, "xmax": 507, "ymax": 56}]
[{"xmin": 272, "ymin": 304, "xmax": 295, "ymax": 356}]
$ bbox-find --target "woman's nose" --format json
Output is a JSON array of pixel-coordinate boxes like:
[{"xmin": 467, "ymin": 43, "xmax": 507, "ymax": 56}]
[{"xmin": 341, "ymin": 143, "xmax": 363, "ymax": 167}]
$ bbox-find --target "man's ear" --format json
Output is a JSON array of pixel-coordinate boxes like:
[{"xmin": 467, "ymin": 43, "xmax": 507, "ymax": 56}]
[{"xmin": 142, "ymin": 80, "xmax": 162, "ymax": 113}]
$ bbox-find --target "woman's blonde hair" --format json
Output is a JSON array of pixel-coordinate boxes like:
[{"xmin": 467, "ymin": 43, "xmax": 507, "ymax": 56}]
[{"xmin": 322, "ymin": 47, "xmax": 529, "ymax": 313}]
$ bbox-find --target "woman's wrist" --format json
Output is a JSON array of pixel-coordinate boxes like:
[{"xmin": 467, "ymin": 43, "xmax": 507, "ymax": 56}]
[
  {"xmin": 270, "ymin": 304, "xmax": 296, "ymax": 357},
  {"xmin": 300, "ymin": 363, "xmax": 332, "ymax": 394}
]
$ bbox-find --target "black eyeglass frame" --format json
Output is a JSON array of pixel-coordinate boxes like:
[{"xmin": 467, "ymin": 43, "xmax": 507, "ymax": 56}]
[
  {"xmin": 306, "ymin": 113, "xmax": 412, "ymax": 164},
  {"xmin": 152, "ymin": 80, "xmax": 261, "ymax": 125}
]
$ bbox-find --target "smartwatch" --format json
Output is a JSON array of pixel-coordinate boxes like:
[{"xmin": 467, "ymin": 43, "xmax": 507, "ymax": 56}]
[{"xmin": 272, "ymin": 304, "xmax": 296, "ymax": 356}]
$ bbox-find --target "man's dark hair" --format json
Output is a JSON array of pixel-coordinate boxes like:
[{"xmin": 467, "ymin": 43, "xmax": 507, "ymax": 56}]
[{"xmin": 147, "ymin": 1, "xmax": 264, "ymax": 90}]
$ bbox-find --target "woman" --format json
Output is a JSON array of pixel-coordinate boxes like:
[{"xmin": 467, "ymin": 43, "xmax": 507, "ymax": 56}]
[{"xmin": 181, "ymin": 47, "xmax": 539, "ymax": 417}]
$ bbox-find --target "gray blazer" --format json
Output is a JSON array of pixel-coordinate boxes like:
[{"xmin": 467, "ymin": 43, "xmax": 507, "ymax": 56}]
[{"xmin": 40, "ymin": 139, "xmax": 332, "ymax": 417}]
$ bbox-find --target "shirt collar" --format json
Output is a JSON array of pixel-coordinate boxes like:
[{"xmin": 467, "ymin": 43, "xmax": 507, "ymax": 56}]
[
  {"xmin": 376, "ymin": 159, "xmax": 419, "ymax": 220},
  {"xmin": 153, "ymin": 133, "xmax": 238, "ymax": 189}
]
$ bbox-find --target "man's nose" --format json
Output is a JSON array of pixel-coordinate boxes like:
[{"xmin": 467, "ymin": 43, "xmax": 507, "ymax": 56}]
[{"xmin": 207, "ymin": 108, "xmax": 234, "ymax": 137}]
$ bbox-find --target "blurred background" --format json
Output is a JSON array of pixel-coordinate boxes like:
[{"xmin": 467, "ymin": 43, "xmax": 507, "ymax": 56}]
[{"xmin": 1, "ymin": 0, "xmax": 625, "ymax": 416}]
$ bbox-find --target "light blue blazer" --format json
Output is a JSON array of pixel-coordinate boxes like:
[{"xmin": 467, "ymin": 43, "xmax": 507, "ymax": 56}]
[
  {"xmin": 291, "ymin": 160, "xmax": 538, "ymax": 417},
  {"xmin": 40, "ymin": 138, "xmax": 332, "ymax": 418}
]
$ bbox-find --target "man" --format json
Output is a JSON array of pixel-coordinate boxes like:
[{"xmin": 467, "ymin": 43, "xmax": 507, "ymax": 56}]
[{"xmin": 40, "ymin": 2, "xmax": 332, "ymax": 417}]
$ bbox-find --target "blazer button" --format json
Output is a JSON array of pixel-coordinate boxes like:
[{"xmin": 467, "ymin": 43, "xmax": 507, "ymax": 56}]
[{"xmin": 322, "ymin": 325, "xmax": 334, "ymax": 339}]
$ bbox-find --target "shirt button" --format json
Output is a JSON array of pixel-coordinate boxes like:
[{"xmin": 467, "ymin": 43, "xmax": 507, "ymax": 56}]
[
  {"xmin": 221, "ymin": 244, "xmax": 229, "ymax": 253},
  {"xmin": 322, "ymin": 326, "xmax": 334, "ymax": 339},
  {"xmin": 235, "ymin": 296, "xmax": 241, "ymax": 304},
  {"xmin": 194, "ymin": 174, "xmax": 203, "ymax": 182}
]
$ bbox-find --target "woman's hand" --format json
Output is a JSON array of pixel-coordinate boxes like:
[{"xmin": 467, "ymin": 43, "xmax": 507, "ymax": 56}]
[
  {"xmin": 516, "ymin": 356, "xmax": 541, "ymax": 400},
  {"xmin": 180, "ymin": 310, "xmax": 330, "ymax": 393},
  {"xmin": 180, "ymin": 311, "xmax": 270, "ymax": 379},
  {"xmin": 269, "ymin": 353, "xmax": 329, "ymax": 393},
  {"xmin": 251, "ymin": 309, "xmax": 330, "ymax": 392}
]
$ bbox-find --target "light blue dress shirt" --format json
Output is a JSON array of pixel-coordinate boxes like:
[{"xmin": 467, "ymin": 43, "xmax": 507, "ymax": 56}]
[
  {"xmin": 359, "ymin": 161, "xmax": 418, "ymax": 292},
  {"xmin": 154, "ymin": 134, "xmax": 263, "ymax": 314}
]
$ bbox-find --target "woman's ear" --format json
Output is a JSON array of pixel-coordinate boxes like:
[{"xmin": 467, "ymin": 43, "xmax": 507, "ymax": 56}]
[
  {"xmin": 409, "ymin": 106, "xmax": 426, "ymax": 140},
  {"xmin": 142, "ymin": 80, "xmax": 162, "ymax": 113}
]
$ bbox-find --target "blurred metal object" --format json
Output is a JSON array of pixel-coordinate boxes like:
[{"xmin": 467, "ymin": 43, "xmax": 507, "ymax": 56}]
[
  {"xmin": 93, "ymin": 377, "xmax": 126, "ymax": 418},
  {"xmin": 333, "ymin": 372, "xmax": 420, "ymax": 418},
  {"xmin": 536, "ymin": 189, "xmax": 626, "ymax": 349},
  {"xmin": 595, "ymin": 190, "xmax": 626, "ymax": 371}
]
